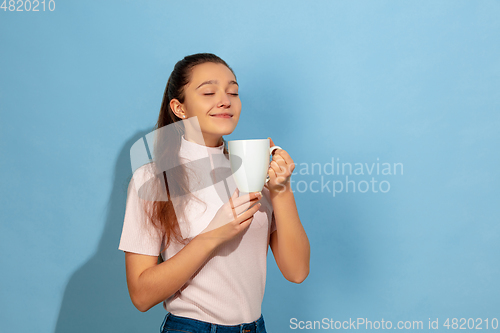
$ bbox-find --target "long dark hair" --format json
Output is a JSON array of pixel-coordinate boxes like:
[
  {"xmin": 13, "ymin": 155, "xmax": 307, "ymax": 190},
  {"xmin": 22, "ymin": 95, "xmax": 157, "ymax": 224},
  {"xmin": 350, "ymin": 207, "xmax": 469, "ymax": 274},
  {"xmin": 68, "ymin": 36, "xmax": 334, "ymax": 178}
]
[{"xmin": 143, "ymin": 53, "xmax": 236, "ymax": 251}]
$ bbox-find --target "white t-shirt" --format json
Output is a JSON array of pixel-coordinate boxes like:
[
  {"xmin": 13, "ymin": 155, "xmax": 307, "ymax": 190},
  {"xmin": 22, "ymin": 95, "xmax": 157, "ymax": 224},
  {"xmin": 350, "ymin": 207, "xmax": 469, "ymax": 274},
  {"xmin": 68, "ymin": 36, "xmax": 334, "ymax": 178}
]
[{"xmin": 119, "ymin": 135, "xmax": 276, "ymax": 325}]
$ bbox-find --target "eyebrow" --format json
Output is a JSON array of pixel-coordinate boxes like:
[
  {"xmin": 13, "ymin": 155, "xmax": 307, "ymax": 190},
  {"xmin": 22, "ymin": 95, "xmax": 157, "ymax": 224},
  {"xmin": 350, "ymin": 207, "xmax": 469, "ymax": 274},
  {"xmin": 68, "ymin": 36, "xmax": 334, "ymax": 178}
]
[{"xmin": 196, "ymin": 80, "xmax": 238, "ymax": 90}]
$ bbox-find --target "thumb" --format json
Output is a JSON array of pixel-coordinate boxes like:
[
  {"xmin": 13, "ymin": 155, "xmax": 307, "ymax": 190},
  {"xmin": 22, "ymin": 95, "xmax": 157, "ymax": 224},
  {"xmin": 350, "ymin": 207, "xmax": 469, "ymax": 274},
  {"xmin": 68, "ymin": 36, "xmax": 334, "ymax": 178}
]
[
  {"xmin": 268, "ymin": 137, "xmax": 275, "ymax": 147},
  {"xmin": 231, "ymin": 187, "xmax": 239, "ymax": 199},
  {"xmin": 228, "ymin": 187, "xmax": 239, "ymax": 212}
]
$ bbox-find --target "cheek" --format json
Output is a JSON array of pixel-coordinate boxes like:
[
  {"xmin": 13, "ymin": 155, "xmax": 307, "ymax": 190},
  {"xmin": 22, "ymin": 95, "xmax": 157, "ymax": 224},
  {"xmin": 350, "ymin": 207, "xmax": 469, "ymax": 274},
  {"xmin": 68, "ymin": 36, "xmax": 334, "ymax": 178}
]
[
  {"xmin": 233, "ymin": 100, "xmax": 242, "ymax": 116},
  {"xmin": 235, "ymin": 98, "xmax": 242, "ymax": 109},
  {"xmin": 233, "ymin": 110, "xmax": 242, "ymax": 123},
  {"xmin": 185, "ymin": 97, "xmax": 214, "ymax": 115}
]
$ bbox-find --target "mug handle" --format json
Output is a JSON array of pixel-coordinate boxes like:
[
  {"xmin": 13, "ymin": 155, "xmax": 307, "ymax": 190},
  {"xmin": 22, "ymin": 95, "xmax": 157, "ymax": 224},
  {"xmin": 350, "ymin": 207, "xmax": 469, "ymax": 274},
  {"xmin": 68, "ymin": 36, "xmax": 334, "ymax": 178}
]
[{"xmin": 265, "ymin": 145, "xmax": 282, "ymax": 183}]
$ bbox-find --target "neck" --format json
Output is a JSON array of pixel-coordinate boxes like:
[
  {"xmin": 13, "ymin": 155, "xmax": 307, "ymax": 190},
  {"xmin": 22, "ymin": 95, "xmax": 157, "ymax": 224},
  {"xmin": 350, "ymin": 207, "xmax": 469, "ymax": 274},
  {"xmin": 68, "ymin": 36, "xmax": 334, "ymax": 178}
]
[{"xmin": 184, "ymin": 132, "xmax": 223, "ymax": 147}]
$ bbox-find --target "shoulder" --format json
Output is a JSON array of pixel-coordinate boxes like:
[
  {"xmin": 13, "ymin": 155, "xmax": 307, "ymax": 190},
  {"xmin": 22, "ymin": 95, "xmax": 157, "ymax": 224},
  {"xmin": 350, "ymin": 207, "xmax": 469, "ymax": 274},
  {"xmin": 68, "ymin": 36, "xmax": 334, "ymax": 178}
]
[
  {"xmin": 132, "ymin": 163, "xmax": 156, "ymax": 182},
  {"xmin": 127, "ymin": 163, "xmax": 162, "ymax": 202}
]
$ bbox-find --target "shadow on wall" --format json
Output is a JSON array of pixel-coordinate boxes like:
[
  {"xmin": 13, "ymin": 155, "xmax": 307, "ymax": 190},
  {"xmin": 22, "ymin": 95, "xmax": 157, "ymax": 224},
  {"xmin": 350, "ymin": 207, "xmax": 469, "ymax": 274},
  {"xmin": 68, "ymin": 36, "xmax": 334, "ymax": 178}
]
[{"xmin": 54, "ymin": 130, "xmax": 165, "ymax": 333}]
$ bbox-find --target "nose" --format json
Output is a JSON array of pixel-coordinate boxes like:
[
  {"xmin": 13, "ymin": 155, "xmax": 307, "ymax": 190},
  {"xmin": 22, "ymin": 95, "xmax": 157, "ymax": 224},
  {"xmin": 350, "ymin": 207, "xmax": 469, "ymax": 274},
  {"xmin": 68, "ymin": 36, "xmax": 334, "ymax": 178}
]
[{"xmin": 217, "ymin": 91, "xmax": 231, "ymax": 108}]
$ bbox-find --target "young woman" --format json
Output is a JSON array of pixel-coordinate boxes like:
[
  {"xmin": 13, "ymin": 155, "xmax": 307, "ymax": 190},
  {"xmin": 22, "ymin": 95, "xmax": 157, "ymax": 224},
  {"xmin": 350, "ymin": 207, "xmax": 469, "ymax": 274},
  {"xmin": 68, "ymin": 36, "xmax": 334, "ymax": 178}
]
[{"xmin": 119, "ymin": 53, "xmax": 310, "ymax": 333}]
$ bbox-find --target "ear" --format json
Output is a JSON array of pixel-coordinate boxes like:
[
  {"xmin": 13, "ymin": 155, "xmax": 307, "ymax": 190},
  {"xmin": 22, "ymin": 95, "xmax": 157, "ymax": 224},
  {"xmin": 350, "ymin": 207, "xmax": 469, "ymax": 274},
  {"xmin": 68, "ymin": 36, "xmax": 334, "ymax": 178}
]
[{"xmin": 170, "ymin": 98, "xmax": 186, "ymax": 119}]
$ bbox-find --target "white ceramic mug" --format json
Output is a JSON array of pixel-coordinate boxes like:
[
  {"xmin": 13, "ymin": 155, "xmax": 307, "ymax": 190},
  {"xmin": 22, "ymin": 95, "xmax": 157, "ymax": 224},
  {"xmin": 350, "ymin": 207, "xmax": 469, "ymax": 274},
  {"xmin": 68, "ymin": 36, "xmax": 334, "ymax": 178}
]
[{"xmin": 228, "ymin": 138, "xmax": 282, "ymax": 193}]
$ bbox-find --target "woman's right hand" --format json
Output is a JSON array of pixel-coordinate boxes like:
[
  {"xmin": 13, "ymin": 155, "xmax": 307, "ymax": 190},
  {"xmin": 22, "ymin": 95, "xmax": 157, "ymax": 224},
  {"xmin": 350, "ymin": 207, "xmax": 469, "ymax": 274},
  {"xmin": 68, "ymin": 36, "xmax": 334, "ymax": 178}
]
[{"xmin": 197, "ymin": 188, "xmax": 262, "ymax": 247}]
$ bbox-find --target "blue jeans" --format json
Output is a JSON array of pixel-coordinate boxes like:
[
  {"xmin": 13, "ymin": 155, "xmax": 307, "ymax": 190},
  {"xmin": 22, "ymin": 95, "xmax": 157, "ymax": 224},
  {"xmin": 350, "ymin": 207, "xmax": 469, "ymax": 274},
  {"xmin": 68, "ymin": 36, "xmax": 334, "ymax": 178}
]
[{"xmin": 160, "ymin": 312, "xmax": 267, "ymax": 333}]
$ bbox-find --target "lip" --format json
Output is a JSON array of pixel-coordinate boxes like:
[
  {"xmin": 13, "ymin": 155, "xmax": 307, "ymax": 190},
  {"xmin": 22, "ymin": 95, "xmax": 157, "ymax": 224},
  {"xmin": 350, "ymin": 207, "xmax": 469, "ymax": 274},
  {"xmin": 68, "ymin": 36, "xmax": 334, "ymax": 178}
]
[{"xmin": 210, "ymin": 113, "xmax": 233, "ymax": 118}]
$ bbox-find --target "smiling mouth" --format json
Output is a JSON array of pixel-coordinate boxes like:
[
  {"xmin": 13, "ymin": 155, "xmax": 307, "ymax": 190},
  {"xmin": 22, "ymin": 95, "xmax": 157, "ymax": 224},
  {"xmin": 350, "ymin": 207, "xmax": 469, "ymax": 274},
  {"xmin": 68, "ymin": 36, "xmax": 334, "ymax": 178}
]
[{"xmin": 210, "ymin": 114, "xmax": 233, "ymax": 118}]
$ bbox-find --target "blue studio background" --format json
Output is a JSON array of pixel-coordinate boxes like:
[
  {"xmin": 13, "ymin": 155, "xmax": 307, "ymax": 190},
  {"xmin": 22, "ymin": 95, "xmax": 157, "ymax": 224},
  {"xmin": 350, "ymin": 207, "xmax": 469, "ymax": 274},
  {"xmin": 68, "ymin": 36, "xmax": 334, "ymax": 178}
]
[{"xmin": 1, "ymin": 1, "xmax": 499, "ymax": 332}]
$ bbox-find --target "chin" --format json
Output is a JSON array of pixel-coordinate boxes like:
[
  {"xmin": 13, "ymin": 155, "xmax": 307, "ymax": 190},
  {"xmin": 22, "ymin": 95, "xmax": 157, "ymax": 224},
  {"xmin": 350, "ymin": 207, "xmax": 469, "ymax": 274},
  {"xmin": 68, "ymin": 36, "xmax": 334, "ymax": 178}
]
[
  {"xmin": 218, "ymin": 128, "xmax": 236, "ymax": 136},
  {"xmin": 206, "ymin": 124, "xmax": 238, "ymax": 136}
]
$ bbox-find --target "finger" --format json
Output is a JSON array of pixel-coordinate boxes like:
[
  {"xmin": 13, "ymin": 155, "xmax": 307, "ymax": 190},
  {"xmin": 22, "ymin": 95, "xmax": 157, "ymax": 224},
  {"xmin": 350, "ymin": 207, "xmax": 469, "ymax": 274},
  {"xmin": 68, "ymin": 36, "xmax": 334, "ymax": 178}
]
[
  {"xmin": 276, "ymin": 161, "xmax": 289, "ymax": 175},
  {"xmin": 225, "ymin": 190, "xmax": 261, "ymax": 219},
  {"xmin": 236, "ymin": 202, "xmax": 261, "ymax": 222},
  {"xmin": 273, "ymin": 151, "xmax": 293, "ymax": 173},
  {"xmin": 233, "ymin": 204, "xmax": 260, "ymax": 224},
  {"xmin": 268, "ymin": 163, "xmax": 280, "ymax": 178},
  {"xmin": 228, "ymin": 188, "xmax": 240, "ymax": 217},
  {"xmin": 272, "ymin": 152, "xmax": 286, "ymax": 163},
  {"xmin": 230, "ymin": 191, "xmax": 261, "ymax": 208},
  {"xmin": 227, "ymin": 191, "xmax": 242, "ymax": 211},
  {"xmin": 233, "ymin": 197, "xmax": 262, "ymax": 217},
  {"xmin": 268, "ymin": 137, "xmax": 274, "ymax": 147},
  {"xmin": 278, "ymin": 150, "xmax": 293, "ymax": 165},
  {"xmin": 231, "ymin": 187, "xmax": 240, "ymax": 199},
  {"xmin": 270, "ymin": 161, "xmax": 282, "ymax": 175},
  {"xmin": 238, "ymin": 216, "xmax": 254, "ymax": 230}
]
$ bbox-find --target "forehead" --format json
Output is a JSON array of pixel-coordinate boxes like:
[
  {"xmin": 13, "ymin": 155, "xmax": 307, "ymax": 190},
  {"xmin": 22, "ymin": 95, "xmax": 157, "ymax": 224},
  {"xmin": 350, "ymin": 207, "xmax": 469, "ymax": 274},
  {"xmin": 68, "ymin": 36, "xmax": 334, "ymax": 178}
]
[{"xmin": 187, "ymin": 62, "xmax": 236, "ymax": 87}]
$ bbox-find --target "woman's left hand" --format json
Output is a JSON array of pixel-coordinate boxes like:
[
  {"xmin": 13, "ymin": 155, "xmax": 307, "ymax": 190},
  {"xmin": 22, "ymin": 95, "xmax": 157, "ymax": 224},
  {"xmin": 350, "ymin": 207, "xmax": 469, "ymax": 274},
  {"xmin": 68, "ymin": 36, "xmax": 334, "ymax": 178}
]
[{"xmin": 266, "ymin": 137, "xmax": 295, "ymax": 193}]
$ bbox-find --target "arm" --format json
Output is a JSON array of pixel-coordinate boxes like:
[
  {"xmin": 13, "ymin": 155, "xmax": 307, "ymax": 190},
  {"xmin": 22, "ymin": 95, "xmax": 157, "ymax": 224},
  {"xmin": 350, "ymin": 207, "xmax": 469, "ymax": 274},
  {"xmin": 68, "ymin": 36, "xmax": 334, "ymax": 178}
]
[
  {"xmin": 125, "ymin": 235, "xmax": 218, "ymax": 312},
  {"xmin": 267, "ymin": 137, "xmax": 310, "ymax": 283},
  {"xmin": 269, "ymin": 182, "xmax": 310, "ymax": 283}
]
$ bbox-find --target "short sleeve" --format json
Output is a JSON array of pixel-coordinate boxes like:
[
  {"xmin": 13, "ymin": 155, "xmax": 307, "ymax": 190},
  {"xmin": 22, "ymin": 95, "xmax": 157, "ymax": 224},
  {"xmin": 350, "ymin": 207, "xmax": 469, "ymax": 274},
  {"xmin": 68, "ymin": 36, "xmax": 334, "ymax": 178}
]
[{"xmin": 118, "ymin": 164, "xmax": 163, "ymax": 256}]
